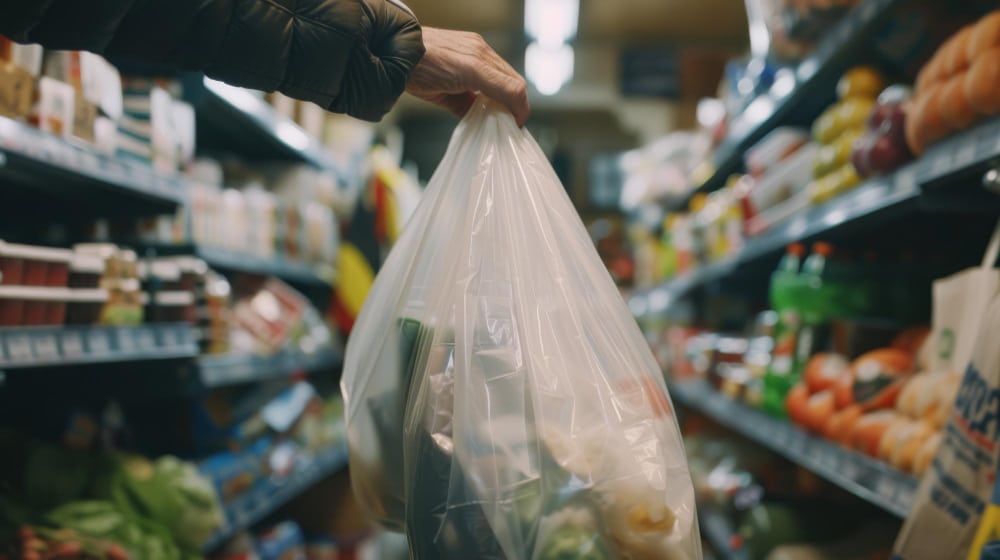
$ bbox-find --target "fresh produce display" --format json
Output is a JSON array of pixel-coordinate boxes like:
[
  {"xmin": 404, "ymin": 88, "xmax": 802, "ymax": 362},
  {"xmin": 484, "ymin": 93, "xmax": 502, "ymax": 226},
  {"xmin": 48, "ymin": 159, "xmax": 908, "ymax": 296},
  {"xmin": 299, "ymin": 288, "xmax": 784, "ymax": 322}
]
[
  {"xmin": 0, "ymin": 432, "xmax": 223, "ymax": 559},
  {"xmin": 809, "ymin": 67, "xmax": 884, "ymax": 204},
  {"xmin": 906, "ymin": 10, "xmax": 1000, "ymax": 155}
]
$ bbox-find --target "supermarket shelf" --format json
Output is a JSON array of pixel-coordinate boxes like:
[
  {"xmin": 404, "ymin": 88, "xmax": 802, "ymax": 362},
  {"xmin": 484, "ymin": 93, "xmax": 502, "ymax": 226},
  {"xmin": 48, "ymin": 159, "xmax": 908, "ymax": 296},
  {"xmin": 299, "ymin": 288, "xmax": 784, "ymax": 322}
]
[
  {"xmin": 0, "ymin": 324, "xmax": 197, "ymax": 368},
  {"xmin": 669, "ymin": 380, "xmax": 917, "ymax": 518},
  {"xmin": 143, "ymin": 243, "xmax": 332, "ymax": 289},
  {"xmin": 630, "ymin": 258, "xmax": 738, "ymax": 316},
  {"xmin": 203, "ymin": 442, "xmax": 349, "ymax": 552},
  {"xmin": 632, "ymin": 117, "xmax": 1000, "ymax": 314},
  {"xmin": 198, "ymin": 347, "xmax": 342, "ymax": 388},
  {"xmin": 685, "ymin": 0, "xmax": 900, "ymax": 203},
  {"xmin": 0, "ymin": 116, "xmax": 185, "ymax": 213},
  {"xmin": 183, "ymin": 76, "xmax": 346, "ymax": 181},
  {"xmin": 700, "ymin": 508, "xmax": 748, "ymax": 560}
]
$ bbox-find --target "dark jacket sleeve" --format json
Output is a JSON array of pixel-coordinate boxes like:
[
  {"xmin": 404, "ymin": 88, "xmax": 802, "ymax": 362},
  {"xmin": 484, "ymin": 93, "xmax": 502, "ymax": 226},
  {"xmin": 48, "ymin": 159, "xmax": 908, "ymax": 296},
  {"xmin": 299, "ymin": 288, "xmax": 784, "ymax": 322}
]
[{"xmin": 0, "ymin": 0, "xmax": 424, "ymax": 122}]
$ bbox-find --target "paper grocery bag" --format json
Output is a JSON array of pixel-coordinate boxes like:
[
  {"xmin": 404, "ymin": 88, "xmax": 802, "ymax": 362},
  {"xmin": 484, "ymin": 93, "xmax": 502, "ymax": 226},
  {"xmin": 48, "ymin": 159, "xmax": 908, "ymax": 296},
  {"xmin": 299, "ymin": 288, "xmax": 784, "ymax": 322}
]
[
  {"xmin": 925, "ymin": 220, "xmax": 1000, "ymax": 373},
  {"xmin": 893, "ymin": 294, "xmax": 1000, "ymax": 560}
]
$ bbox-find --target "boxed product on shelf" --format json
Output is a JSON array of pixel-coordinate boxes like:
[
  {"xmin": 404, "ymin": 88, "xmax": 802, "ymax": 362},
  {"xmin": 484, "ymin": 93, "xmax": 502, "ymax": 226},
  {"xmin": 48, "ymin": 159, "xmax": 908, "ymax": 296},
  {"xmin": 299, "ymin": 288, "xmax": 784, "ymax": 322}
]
[
  {"xmin": 0, "ymin": 40, "xmax": 41, "ymax": 120},
  {"xmin": 118, "ymin": 77, "xmax": 194, "ymax": 172}
]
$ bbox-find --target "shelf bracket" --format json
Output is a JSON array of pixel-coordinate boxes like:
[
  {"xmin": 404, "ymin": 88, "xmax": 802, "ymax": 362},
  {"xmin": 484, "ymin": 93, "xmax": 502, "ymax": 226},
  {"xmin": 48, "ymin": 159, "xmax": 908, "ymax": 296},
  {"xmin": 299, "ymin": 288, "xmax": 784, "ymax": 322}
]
[{"xmin": 984, "ymin": 166, "xmax": 1000, "ymax": 196}]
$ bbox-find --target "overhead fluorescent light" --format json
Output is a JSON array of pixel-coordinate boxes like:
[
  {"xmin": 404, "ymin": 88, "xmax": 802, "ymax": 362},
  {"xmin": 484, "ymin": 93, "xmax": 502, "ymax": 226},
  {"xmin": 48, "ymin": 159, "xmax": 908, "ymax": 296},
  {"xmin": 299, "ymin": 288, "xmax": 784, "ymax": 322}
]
[
  {"xmin": 525, "ymin": 42, "xmax": 574, "ymax": 96},
  {"xmin": 524, "ymin": 0, "xmax": 579, "ymax": 47}
]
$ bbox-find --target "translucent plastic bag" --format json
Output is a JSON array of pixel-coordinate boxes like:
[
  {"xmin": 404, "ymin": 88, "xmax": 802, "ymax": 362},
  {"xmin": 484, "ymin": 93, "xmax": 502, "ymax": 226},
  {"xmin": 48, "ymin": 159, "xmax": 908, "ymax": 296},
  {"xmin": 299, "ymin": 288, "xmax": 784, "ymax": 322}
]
[{"xmin": 342, "ymin": 98, "xmax": 701, "ymax": 560}]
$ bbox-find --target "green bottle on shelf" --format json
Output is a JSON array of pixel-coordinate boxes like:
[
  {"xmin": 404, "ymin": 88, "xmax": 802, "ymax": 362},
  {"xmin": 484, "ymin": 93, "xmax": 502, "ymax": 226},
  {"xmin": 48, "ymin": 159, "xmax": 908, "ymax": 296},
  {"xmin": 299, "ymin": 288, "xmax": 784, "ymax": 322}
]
[
  {"xmin": 794, "ymin": 242, "xmax": 836, "ymax": 378},
  {"xmin": 761, "ymin": 243, "xmax": 805, "ymax": 418}
]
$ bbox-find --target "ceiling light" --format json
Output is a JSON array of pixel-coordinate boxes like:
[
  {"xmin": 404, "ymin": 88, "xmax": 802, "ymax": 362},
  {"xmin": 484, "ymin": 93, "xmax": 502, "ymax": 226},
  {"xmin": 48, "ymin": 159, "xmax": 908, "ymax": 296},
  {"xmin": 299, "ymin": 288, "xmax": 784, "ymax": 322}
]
[
  {"xmin": 524, "ymin": 0, "xmax": 579, "ymax": 47},
  {"xmin": 526, "ymin": 42, "xmax": 574, "ymax": 96}
]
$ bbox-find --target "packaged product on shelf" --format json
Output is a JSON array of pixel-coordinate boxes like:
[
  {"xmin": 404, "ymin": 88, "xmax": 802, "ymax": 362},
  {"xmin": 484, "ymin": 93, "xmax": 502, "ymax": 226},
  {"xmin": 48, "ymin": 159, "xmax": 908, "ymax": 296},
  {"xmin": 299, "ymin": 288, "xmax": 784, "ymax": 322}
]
[
  {"xmin": 343, "ymin": 99, "xmax": 701, "ymax": 559},
  {"xmin": 0, "ymin": 41, "xmax": 39, "ymax": 120},
  {"xmin": 296, "ymin": 101, "xmax": 327, "ymax": 140},
  {"xmin": 762, "ymin": 243, "xmax": 804, "ymax": 417},
  {"xmin": 743, "ymin": 127, "xmax": 809, "ymax": 179},
  {"xmin": 256, "ymin": 521, "xmax": 307, "ymax": 560},
  {"xmin": 34, "ymin": 76, "xmax": 75, "ymax": 138},
  {"xmin": 808, "ymin": 67, "xmax": 884, "ymax": 204},
  {"xmin": 851, "ymin": 85, "xmax": 913, "ymax": 178},
  {"xmin": 267, "ymin": 91, "xmax": 297, "ymax": 120}
]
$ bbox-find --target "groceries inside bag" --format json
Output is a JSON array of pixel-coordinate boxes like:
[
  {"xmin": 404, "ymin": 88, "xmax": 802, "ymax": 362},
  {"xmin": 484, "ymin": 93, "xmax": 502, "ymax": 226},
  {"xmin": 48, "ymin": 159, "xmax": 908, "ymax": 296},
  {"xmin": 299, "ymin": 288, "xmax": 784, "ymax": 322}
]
[{"xmin": 341, "ymin": 98, "xmax": 701, "ymax": 560}]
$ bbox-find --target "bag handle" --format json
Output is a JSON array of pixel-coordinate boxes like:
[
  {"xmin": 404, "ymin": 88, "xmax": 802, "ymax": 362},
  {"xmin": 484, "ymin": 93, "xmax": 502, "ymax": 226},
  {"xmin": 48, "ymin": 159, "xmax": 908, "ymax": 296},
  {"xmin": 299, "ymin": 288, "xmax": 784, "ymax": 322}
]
[{"xmin": 982, "ymin": 217, "xmax": 1000, "ymax": 269}]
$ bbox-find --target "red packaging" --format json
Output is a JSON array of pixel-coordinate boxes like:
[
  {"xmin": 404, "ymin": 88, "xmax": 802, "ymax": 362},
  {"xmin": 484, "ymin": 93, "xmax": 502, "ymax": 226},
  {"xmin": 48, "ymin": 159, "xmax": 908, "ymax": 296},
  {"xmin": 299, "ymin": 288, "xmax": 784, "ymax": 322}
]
[
  {"xmin": 2, "ymin": 244, "xmax": 72, "ymax": 286},
  {"xmin": 66, "ymin": 288, "xmax": 110, "ymax": 326},
  {"xmin": 0, "ymin": 287, "xmax": 24, "ymax": 326}
]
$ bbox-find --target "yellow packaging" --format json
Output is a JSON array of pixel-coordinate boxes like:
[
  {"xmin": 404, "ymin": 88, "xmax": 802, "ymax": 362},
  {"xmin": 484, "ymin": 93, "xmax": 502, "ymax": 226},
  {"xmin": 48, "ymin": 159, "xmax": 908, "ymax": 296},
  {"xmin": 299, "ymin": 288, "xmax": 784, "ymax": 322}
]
[{"xmin": 968, "ymin": 479, "xmax": 1000, "ymax": 560}]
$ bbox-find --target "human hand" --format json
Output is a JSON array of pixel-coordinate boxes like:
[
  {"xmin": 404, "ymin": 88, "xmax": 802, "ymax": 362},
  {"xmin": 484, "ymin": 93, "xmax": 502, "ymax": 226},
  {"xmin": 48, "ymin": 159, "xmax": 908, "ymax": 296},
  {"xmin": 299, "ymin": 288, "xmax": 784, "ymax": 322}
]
[{"xmin": 406, "ymin": 27, "xmax": 531, "ymax": 126}]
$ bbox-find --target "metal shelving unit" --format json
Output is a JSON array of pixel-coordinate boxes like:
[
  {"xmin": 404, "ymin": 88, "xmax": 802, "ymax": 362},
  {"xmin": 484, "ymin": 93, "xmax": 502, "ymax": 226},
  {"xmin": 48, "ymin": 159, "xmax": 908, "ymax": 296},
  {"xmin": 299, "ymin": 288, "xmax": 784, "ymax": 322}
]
[
  {"xmin": 682, "ymin": 0, "xmax": 902, "ymax": 206},
  {"xmin": 0, "ymin": 324, "xmax": 197, "ymax": 368},
  {"xmin": 0, "ymin": 116, "xmax": 186, "ymax": 214},
  {"xmin": 670, "ymin": 380, "xmax": 918, "ymax": 518},
  {"xmin": 141, "ymin": 243, "xmax": 333, "ymax": 290},
  {"xmin": 700, "ymin": 508, "xmax": 749, "ymax": 560},
  {"xmin": 197, "ymin": 348, "xmax": 342, "ymax": 389},
  {"xmin": 632, "ymin": 116, "xmax": 1000, "ymax": 316},
  {"xmin": 182, "ymin": 76, "xmax": 351, "ymax": 182},
  {"xmin": 202, "ymin": 442, "xmax": 349, "ymax": 552}
]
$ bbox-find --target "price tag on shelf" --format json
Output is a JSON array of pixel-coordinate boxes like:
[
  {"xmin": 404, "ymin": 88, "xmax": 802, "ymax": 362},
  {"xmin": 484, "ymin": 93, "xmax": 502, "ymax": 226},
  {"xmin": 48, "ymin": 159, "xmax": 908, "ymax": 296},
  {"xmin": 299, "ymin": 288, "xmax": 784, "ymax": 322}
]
[
  {"xmin": 931, "ymin": 152, "xmax": 952, "ymax": 177},
  {"xmin": 32, "ymin": 334, "xmax": 59, "ymax": 362},
  {"xmin": 841, "ymin": 457, "xmax": 861, "ymax": 481},
  {"xmin": 896, "ymin": 482, "xmax": 916, "ymax": 513},
  {"xmin": 117, "ymin": 329, "xmax": 137, "ymax": 353},
  {"xmin": 895, "ymin": 168, "xmax": 917, "ymax": 194},
  {"xmin": 876, "ymin": 475, "xmax": 898, "ymax": 505},
  {"xmin": 821, "ymin": 447, "xmax": 840, "ymax": 471},
  {"xmin": 160, "ymin": 327, "xmax": 180, "ymax": 348},
  {"xmin": 861, "ymin": 0, "xmax": 877, "ymax": 22},
  {"xmin": 88, "ymin": 330, "xmax": 111, "ymax": 355},
  {"xmin": 60, "ymin": 332, "xmax": 84, "ymax": 358},
  {"xmin": 5, "ymin": 334, "xmax": 33, "ymax": 363},
  {"xmin": 135, "ymin": 329, "xmax": 156, "ymax": 351},
  {"xmin": 955, "ymin": 138, "xmax": 978, "ymax": 168},
  {"xmin": 773, "ymin": 424, "xmax": 791, "ymax": 448},
  {"xmin": 787, "ymin": 430, "xmax": 807, "ymax": 458},
  {"xmin": 79, "ymin": 151, "xmax": 100, "ymax": 175}
]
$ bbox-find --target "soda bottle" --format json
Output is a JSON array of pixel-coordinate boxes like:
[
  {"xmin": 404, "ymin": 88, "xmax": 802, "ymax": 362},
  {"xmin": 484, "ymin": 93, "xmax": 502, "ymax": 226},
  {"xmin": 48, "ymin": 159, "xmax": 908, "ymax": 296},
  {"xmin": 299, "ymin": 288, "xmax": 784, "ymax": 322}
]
[
  {"xmin": 761, "ymin": 243, "xmax": 805, "ymax": 417},
  {"xmin": 794, "ymin": 242, "xmax": 835, "ymax": 378}
]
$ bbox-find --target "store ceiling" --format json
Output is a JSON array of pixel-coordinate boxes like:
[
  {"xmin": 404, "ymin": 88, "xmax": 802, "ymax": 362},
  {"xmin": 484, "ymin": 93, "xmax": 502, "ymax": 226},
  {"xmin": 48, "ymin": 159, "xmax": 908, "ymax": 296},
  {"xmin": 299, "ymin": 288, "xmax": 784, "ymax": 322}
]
[{"xmin": 404, "ymin": 0, "xmax": 748, "ymax": 44}]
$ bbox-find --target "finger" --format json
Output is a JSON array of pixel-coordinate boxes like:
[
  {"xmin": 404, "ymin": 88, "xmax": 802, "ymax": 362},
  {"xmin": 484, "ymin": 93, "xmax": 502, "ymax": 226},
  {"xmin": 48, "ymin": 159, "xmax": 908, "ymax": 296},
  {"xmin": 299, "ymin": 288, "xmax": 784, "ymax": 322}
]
[
  {"xmin": 437, "ymin": 91, "xmax": 477, "ymax": 118},
  {"xmin": 465, "ymin": 58, "xmax": 530, "ymax": 127}
]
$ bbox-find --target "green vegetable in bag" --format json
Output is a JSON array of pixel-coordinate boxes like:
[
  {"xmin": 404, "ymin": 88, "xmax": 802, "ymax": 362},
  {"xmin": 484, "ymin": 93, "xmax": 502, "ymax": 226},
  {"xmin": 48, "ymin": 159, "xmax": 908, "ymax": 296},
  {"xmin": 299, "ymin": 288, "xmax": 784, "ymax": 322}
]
[{"xmin": 537, "ymin": 508, "xmax": 611, "ymax": 560}]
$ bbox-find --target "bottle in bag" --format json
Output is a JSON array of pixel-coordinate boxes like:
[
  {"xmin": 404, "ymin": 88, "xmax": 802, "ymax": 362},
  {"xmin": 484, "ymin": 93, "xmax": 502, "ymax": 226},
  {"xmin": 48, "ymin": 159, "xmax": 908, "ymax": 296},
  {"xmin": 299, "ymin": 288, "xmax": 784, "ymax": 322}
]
[{"xmin": 761, "ymin": 243, "xmax": 805, "ymax": 417}]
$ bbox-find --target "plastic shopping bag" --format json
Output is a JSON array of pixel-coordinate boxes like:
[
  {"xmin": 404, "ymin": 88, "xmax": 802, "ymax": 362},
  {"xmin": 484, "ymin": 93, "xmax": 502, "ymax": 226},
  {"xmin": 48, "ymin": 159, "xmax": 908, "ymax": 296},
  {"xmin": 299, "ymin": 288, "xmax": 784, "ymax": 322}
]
[
  {"xmin": 924, "ymin": 219, "xmax": 1000, "ymax": 373},
  {"xmin": 894, "ymin": 259, "xmax": 1000, "ymax": 557},
  {"xmin": 341, "ymin": 98, "xmax": 700, "ymax": 560}
]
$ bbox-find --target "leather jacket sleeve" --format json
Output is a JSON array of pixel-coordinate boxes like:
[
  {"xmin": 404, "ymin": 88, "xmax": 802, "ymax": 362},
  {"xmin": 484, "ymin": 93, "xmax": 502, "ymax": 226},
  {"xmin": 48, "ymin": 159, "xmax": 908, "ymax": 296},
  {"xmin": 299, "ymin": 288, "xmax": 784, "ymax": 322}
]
[{"xmin": 0, "ymin": 0, "xmax": 424, "ymax": 122}]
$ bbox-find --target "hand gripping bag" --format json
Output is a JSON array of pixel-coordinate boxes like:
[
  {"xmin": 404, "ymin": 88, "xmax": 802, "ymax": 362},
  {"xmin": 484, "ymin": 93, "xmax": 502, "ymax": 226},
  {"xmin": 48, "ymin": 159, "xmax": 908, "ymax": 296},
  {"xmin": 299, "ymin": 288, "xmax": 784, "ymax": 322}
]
[{"xmin": 341, "ymin": 98, "xmax": 700, "ymax": 560}]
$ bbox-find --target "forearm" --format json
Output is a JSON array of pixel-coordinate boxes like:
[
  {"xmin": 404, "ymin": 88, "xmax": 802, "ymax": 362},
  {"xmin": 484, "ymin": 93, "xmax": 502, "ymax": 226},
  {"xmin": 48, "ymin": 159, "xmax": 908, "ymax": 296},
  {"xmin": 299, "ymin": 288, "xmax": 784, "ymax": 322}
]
[{"xmin": 0, "ymin": 0, "xmax": 424, "ymax": 122}]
